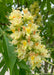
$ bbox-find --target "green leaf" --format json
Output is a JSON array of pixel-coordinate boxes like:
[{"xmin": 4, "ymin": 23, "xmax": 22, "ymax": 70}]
[
  {"xmin": 22, "ymin": 0, "xmax": 25, "ymax": 5},
  {"xmin": 51, "ymin": 0, "xmax": 54, "ymax": 4},
  {"xmin": 0, "ymin": 0, "xmax": 2, "ymax": 2},
  {"xmin": 41, "ymin": 0, "xmax": 46, "ymax": 11},
  {"xmin": 0, "ymin": 0, "xmax": 12, "ymax": 24},
  {"xmin": 19, "ymin": 68, "xmax": 26, "ymax": 75},
  {"xmin": 0, "ymin": 64, "xmax": 7, "ymax": 75},
  {"xmin": 48, "ymin": 15, "xmax": 54, "ymax": 24},
  {"xmin": 51, "ymin": 51, "xmax": 54, "ymax": 59},
  {"xmin": 51, "ymin": 8, "xmax": 54, "ymax": 14},
  {"xmin": 12, "ymin": 64, "xmax": 19, "ymax": 75},
  {"xmin": 0, "ymin": 58, "xmax": 5, "ymax": 68},
  {"xmin": 47, "ymin": 0, "xmax": 51, "ymax": 12},
  {"xmin": 17, "ymin": 59, "xmax": 30, "ymax": 72},
  {"xmin": 3, "ymin": 35, "xmax": 16, "ymax": 74},
  {"xmin": 0, "ymin": 40, "xmax": 3, "ymax": 53}
]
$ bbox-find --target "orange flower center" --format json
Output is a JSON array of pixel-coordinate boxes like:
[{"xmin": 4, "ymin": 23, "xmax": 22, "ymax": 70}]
[
  {"xmin": 22, "ymin": 26, "xmax": 25, "ymax": 31},
  {"xmin": 35, "ymin": 42, "xmax": 39, "ymax": 46},
  {"xmin": 35, "ymin": 53, "xmax": 38, "ymax": 56},
  {"xmin": 13, "ymin": 16, "xmax": 15, "ymax": 18},
  {"xmin": 18, "ymin": 28, "xmax": 20, "ymax": 32},
  {"xmin": 33, "ymin": 31, "xmax": 36, "ymax": 35}
]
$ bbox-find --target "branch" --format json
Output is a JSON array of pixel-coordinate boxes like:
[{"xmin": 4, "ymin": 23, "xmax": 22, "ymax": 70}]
[{"xmin": 17, "ymin": 0, "xmax": 19, "ymax": 7}]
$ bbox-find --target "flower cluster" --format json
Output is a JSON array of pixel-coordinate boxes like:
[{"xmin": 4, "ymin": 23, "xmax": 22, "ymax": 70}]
[{"xmin": 9, "ymin": 8, "xmax": 49, "ymax": 69}]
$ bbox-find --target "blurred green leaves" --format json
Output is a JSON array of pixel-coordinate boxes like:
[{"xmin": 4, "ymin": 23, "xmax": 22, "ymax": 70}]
[
  {"xmin": 51, "ymin": 0, "xmax": 54, "ymax": 4},
  {"xmin": 0, "ymin": 0, "xmax": 13, "ymax": 24}
]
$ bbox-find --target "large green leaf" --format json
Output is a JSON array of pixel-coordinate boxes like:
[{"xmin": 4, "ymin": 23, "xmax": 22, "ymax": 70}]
[{"xmin": 3, "ymin": 35, "xmax": 16, "ymax": 74}]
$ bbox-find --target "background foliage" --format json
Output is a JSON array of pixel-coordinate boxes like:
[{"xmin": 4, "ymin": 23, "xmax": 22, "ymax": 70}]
[{"xmin": 0, "ymin": 0, "xmax": 54, "ymax": 75}]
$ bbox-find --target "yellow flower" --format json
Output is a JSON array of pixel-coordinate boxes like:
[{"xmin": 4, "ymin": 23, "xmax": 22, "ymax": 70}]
[
  {"xmin": 36, "ymin": 62, "xmax": 38, "ymax": 64},
  {"xmin": 23, "ymin": 8, "xmax": 28, "ymax": 14},
  {"xmin": 26, "ymin": 27, "xmax": 31, "ymax": 34},
  {"xmin": 28, "ymin": 24, "xmax": 32, "ymax": 27},
  {"xmin": 11, "ymin": 29, "xmax": 15, "ymax": 33},
  {"xmin": 31, "ymin": 56, "xmax": 35, "ymax": 60},
  {"xmin": 9, "ymin": 16, "xmax": 13, "ymax": 19},
  {"xmin": 31, "ymin": 20, "xmax": 34, "ymax": 23},
  {"xmin": 22, "ymin": 40, "xmax": 27, "ymax": 46},
  {"xmin": 41, "ymin": 45, "xmax": 43, "ymax": 48}
]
